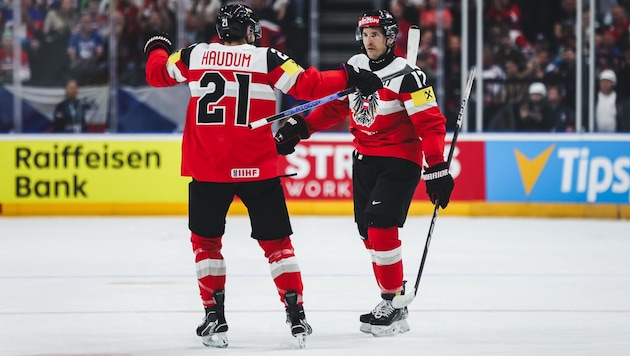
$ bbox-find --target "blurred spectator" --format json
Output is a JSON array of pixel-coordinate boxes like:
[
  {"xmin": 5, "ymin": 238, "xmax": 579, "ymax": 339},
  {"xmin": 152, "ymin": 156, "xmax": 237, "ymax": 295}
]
[
  {"xmin": 547, "ymin": 85, "xmax": 575, "ymax": 132},
  {"xmin": 502, "ymin": 57, "xmax": 529, "ymax": 104},
  {"xmin": 531, "ymin": 44, "xmax": 554, "ymax": 80},
  {"xmin": 27, "ymin": 0, "xmax": 78, "ymax": 86},
  {"xmin": 43, "ymin": 0, "xmax": 78, "ymax": 45},
  {"xmin": 546, "ymin": 46, "xmax": 578, "ymax": 108},
  {"xmin": 2, "ymin": 0, "xmax": 44, "ymax": 41},
  {"xmin": 68, "ymin": 12, "xmax": 105, "ymax": 85},
  {"xmin": 492, "ymin": 25, "xmax": 531, "ymax": 77},
  {"xmin": 140, "ymin": 0, "xmax": 176, "ymax": 36},
  {"xmin": 553, "ymin": 0, "xmax": 578, "ymax": 52},
  {"xmin": 184, "ymin": 0, "xmax": 221, "ymax": 45},
  {"xmin": 443, "ymin": 33, "xmax": 462, "ymax": 130},
  {"xmin": 417, "ymin": 28, "xmax": 437, "ymax": 70},
  {"xmin": 598, "ymin": 0, "xmax": 617, "ymax": 26},
  {"xmin": 52, "ymin": 79, "xmax": 86, "ymax": 133},
  {"xmin": 84, "ymin": 0, "xmax": 109, "ymax": 39},
  {"xmin": 595, "ymin": 69, "xmax": 620, "ymax": 132},
  {"xmin": 482, "ymin": 45, "xmax": 506, "ymax": 129},
  {"xmin": 482, "ymin": 45, "xmax": 506, "ymax": 105},
  {"xmin": 390, "ymin": 0, "xmax": 413, "ymax": 58},
  {"xmin": 418, "ymin": 0, "xmax": 453, "ymax": 33},
  {"xmin": 604, "ymin": 6, "xmax": 629, "ymax": 43},
  {"xmin": 116, "ymin": 0, "xmax": 143, "ymax": 84},
  {"xmin": 0, "ymin": 29, "xmax": 30, "ymax": 83},
  {"xmin": 486, "ymin": 0, "xmax": 522, "ymax": 31},
  {"xmin": 514, "ymin": 82, "xmax": 556, "ymax": 131}
]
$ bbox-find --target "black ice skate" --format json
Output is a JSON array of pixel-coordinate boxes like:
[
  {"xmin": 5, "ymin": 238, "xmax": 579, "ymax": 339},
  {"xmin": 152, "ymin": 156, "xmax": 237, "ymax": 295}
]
[
  {"xmin": 362, "ymin": 293, "xmax": 410, "ymax": 337},
  {"xmin": 285, "ymin": 291, "xmax": 312, "ymax": 349},
  {"xmin": 196, "ymin": 290, "xmax": 228, "ymax": 348}
]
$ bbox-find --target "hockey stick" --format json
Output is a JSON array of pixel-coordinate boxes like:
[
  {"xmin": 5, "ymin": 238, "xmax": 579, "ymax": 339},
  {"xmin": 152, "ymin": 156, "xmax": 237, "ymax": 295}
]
[
  {"xmin": 406, "ymin": 25, "xmax": 420, "ymax": 66},
  {"xmin": 248, "ymin": 67, "xmax": 418, "ymax": 129},
  {"xmin": 392, "ymin": 66, "xmax": 477, "ymax": 309}
]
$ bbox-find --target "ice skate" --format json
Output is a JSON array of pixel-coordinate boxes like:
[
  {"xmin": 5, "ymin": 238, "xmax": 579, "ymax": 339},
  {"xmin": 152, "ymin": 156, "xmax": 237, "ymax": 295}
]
[
  {"xmin": 285, "ymin": 291, "xmax": 312, "ymax": 349},
  {"xmin": 196, "ymin": 290, "xmax": 228, "ymax": 348},
  {"xmin": 363, "ymin": 293, "xmax": 410, "ymax": 337}
]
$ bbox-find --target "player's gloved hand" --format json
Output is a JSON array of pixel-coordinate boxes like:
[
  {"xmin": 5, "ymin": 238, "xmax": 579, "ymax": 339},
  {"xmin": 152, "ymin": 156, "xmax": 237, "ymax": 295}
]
[
  {"xmin": 274, "ymin": 115, "xmax": 310, "ymax": 155},
  {"xmin": 424, "ymin": 162, "xmax": 454, "ymax": 209},
  {"xmin": 143, "ymin": 32, "xmax": 173, "ymax": 59},
  {"xmin": 344, "ymin": 63, "xmax": 383, "ymax": 96}
]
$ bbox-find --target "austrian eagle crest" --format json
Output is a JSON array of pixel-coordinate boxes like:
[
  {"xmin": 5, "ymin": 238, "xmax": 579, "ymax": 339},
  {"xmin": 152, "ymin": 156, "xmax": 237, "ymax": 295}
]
[{"xmin": 351, "ymin": 92, "xmax": 379, "ymax": 127}]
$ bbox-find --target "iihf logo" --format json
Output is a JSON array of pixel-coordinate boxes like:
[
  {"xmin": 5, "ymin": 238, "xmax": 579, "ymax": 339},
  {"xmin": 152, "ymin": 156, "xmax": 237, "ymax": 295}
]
[
  {"xmin": 231, "ymin": 168, "xmax": 260, "ymax": 178},
  {"xmin": 351, "ymin": 92, "xmax": 379, "ymax": 127}
]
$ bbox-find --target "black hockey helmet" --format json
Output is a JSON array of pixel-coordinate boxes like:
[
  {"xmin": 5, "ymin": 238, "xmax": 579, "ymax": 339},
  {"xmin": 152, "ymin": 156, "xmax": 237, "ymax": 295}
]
[
  {"xmin": 216, "ymin": 3, "xmax": 262, "ymax": 43},
  {"xmin": 355, "ymin": 9, "xmax": 399, "ymax": 49}
]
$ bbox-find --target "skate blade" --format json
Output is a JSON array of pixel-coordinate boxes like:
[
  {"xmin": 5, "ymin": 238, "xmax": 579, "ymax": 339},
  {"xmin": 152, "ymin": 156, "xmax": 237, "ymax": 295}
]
[
  {"xmin": 370, "ymin": 320, "xmax": 410, "ymax": 337},
  {"xmin": 201, "ymin": 332, "xmax": 228, "ymax": 348},
  {"xmin": 293, "ymin": 332, "xmax": 307, "ymax": 349},
  {"xmin": 359, "ymin": 322, "xmax": 372, "ymax": 334}
]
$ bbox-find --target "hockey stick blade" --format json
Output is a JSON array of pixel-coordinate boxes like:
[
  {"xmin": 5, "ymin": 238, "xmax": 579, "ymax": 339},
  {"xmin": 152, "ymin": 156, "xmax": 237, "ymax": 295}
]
[
  {"xmin": 391, "ymin": 67, "xmax": 476, "ymax": 310},
  {"xmin": 248, "ymin": 67, "xmax": 419, "ymax": 129},
  {"xmin": 406, "ymin": 25, "xmax": 420, "ymax": 66}
]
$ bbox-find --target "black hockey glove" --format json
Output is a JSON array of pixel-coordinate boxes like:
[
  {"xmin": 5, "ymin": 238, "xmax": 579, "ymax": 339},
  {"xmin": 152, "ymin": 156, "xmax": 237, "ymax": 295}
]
[
  {"xmin": 274, "ymin": 115, "xmax": 310, "ymax": 155},
  {"xmin": 344, "ymin": 63, "xmax": 383, "ymax": 96},
  {"xmin": 144, "ymin": 32, "xmax": 173, "ymax": 59},
  {"xmin": 424, "ymin": 162, "xmax": 454, "ymax": 209}
]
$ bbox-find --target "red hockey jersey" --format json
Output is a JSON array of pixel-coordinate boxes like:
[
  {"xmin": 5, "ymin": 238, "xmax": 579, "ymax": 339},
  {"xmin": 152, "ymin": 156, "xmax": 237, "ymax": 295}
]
[
  {"xmin": 145, "ymin": 43, "xmax": 349, "ymax": 182},
  {"xmin": 304, "ymin": 55, "xmax": 447, "ymax": 168}
]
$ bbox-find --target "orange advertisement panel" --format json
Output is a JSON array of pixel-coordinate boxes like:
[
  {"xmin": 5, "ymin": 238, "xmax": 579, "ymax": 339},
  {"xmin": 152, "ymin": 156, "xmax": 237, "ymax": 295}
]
[{"xmin": 277, "ymin": 134, "xmax": 485, "ymax": 201}]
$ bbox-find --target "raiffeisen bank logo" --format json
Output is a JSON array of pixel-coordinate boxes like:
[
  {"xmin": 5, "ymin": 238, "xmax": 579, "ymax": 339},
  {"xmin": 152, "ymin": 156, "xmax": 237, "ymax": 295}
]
[{"xmin": 487, "ymin": 141, "xmax": 630, "ymax": 203}]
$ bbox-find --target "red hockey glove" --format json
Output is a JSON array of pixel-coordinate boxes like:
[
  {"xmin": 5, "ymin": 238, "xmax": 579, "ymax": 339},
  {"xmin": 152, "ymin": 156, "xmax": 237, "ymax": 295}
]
[
  {"xmin": 274, "ymin": 115, "xmax": 310, "ymax": 155},
  {"xmin": 424, "ymin": 162, "xmax": 454, "ymax": 209},
  {"xmin": 143, "ymin": 32, "xmax": 173, "ymax": 59},
  {"xmin": 344, "ymin": 63, "xmax": 383, "ymax": 96}
]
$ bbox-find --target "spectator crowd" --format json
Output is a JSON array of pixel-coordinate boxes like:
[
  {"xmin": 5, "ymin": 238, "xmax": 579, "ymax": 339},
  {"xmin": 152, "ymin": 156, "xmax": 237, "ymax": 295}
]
[
  {"xmin": 0, "ymin": 0, "xmax": 303, "ymax": 86},
  {"xmin": 1, "ymin": 0, "xmax": 629, "ymax": 132},
  {"xmin": 388, "ymin": 0, "xmax": 630, "ymax": 132}
]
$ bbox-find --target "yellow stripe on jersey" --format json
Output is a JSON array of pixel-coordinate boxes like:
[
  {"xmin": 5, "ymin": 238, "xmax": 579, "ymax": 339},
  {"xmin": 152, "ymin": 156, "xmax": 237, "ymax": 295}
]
[
  {"xmin": 280, "ymin": 60, "xmax": 302, "ymax": 76},
  {"xmin": 167, "ymin": 50, "xmax": 182, "ymax": 66},
  {"xmin": 411, "ymin": 86, "xmax": 436, "ymax": 107}
]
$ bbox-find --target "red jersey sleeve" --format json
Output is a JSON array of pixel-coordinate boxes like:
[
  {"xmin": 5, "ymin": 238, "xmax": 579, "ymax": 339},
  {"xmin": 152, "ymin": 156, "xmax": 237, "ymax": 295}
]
[
  {"xmin": 304, "ymin": 98, "xmax": 351, "ymax": 134},
  {"xmin": 264, "ymin": 48, "xmax": 348, "ymax": 100},
  {"xmin": 146, "ymin": 46, "xmax": 194, "ymax": 87}
]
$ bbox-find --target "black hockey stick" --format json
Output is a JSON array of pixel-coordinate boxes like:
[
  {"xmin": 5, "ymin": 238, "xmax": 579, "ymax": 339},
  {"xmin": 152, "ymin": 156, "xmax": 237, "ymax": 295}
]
[
  {"xmin": 248, "ymin": 67, "xmax": 419, "ymax": 129},
  {"xmin": 392, "ymin": 67, "xmax": 476, "ymax": 309}
]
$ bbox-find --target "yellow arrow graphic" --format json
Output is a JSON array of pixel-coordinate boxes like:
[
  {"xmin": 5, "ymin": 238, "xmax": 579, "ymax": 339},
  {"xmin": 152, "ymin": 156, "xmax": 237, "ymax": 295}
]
[{"xmin": 514, "ymin": 144, "xmax": 555, "ymax": 196}]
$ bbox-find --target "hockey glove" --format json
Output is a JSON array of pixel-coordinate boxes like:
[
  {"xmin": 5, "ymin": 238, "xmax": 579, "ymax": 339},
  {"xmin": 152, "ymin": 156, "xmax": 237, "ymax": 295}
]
[
  {"xmin": 344, "ymin": 64, "xmax": 383, "ymax": 96},
  {"xmin": 144, "ymin": 32, "xmax": 173, "ymax": 59},
  {"xmin": 274, "ymin": 115, "xmax": 310, "ymax": 155},
  {"xmin": 424, "ymin": 162, "xmax": 454, "ymax": 209}
]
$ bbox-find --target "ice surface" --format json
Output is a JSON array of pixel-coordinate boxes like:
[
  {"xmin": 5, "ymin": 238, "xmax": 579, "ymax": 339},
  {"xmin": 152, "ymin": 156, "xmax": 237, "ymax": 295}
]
[{"xmin": 1, "ymin": 215, "xmax": 629, "ymax": 355}]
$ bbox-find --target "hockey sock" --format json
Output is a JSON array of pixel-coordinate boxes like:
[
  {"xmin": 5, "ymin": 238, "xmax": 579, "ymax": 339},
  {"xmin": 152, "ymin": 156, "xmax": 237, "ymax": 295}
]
[
  {"xmin": 191, "ymin": 232, "xmax": 226, "ymax": 307},
  {"xmin": 367, "ymin": 226, "xmax": 403, "ymax": 295},
  {"xmin": 259, "ymin": 237, "xmax": 304, "ymax": 306}
]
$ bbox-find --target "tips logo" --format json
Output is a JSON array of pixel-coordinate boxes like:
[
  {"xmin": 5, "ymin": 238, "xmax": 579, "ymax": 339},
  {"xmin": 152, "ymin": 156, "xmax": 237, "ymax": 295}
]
[{"xmin": 514, "ymin": 144, "xmax": 555, "ymax": 195}]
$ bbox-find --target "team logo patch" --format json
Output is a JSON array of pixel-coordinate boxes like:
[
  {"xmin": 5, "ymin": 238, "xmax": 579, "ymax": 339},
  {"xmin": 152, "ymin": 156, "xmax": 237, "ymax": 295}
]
[
  {"xmin": 280, "ymin": 60, "xmax": 301, "ymax": 76},
  {"xmin": 411, "ymin": 86, "xmax": 436, "ymax": 107},
  {"xmin": 351, "ymin": 92, "xmax": 379, "ymax": 127},
  {"xmin": 231, "ymin": 168, "xmax": 260, "ymax": 178}
]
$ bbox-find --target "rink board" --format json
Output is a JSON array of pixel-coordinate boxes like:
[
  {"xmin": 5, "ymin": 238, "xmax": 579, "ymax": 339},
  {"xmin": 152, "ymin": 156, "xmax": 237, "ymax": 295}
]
[{"xmin": 0, "ymin": 133, "xmax": 629, "ymax": 218}]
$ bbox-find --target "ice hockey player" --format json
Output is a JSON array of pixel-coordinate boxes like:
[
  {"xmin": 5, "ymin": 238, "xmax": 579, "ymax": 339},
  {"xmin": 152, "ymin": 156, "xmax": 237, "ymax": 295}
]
[
  {"xmin": 143, "ymin": 2, "xmax": 383, "ymax": 349},
  {"xmin": 274, "ymin": 9, "xmax": 454, "ymax": 337}
]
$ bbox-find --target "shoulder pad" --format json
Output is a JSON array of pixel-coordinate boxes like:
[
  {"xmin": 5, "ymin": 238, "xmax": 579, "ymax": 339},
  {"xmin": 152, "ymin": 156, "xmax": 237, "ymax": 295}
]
[
  {"xmin": 400, "ymin": 69, "xmax": 428, "ymax": 94},
  {"xmin": 180, "ymin": 43, "xmax": 204, "ymax": 67}
]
